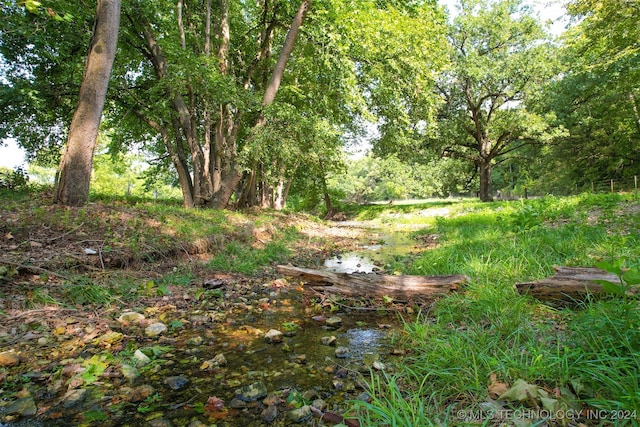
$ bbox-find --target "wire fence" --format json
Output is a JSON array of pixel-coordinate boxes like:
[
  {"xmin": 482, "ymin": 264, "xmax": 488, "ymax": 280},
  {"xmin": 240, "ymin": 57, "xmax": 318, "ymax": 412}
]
[
  {"xmin": 586, "ymin": 176, "xmax": 639, "ymax": 194},
  {"xmin": 494, "ymin": 176, "xmax": 639, "ymax": 200}
]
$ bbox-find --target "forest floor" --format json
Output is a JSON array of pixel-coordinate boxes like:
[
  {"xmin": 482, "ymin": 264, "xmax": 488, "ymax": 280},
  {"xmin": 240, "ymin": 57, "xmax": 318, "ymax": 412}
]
[
  {"xmin": 1, "ymin": 190, "xmax": 640, "ymax": 427},
  {"xmin": 0, "ymin": 189, "xmax": 424, "ymax": 427}
]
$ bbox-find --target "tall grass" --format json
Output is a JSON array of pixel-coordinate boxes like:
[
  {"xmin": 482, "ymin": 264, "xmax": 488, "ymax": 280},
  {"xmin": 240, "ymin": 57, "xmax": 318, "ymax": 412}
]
[{"xmin": 351, "ymin": 193, "xmax": 640, "ymax": 425}]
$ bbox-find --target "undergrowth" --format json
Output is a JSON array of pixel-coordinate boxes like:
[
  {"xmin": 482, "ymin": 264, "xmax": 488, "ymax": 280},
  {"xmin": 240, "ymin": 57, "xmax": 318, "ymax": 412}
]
[
  {"xmin": 349, "ymin": 193, "xmax": 640, "ymax": 426},
  {"xmin": 0, "ymin": 189, "xmax": 303, "ymax": 308}
]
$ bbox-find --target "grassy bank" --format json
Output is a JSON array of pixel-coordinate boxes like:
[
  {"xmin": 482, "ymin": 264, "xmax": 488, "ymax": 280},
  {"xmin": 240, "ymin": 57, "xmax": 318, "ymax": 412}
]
[
  {"xmin": 2, "ymin": 188, "xmax": 638, "ymax": 425},
  {"xmin": 0, "ymin": 189, "xmax": 330, "ymax": 309},
  {"xmin": 349, "ymin": 193, "xmax": 640, "ymax": 426}
]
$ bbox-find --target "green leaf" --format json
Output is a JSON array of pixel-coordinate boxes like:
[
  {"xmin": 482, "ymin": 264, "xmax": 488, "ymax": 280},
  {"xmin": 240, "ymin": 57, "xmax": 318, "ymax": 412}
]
[
  {"xmin": 540, "ymin": 396, "xmax": 560, "ymax": 412},
  {"xmin": 622, "ymin": 268, "xmax": 640, "ymax": 286},
  {"xmin": 168, "ymin": 319, "xmax": 183, "ymax": 329},
  {"xmin": 24, "ymin": 0, "xmax": 42, "ymax": 14},
  {"xmin": 593, "ymin": 279, "xmax": 625, "ymax": 295},
  {"xmin": 285, "ymin": 390, "xmax": 305, "ymax": 408},
  {"xmin": 595, "ymin": 261, "xmax": 623, "ymax": 276},
  {"xmin": 85, "ymin": 410, "xmax": 108, "ymax": 422}
]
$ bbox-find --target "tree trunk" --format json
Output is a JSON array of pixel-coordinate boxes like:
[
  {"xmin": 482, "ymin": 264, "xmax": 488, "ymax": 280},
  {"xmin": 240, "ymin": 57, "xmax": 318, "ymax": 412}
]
[
  {"xmin": 629, "ymin": 93, "xmax": 640, "ymax": 137},
  {"xmin": 262, "ymin": 0, "xmax": 310, "ymax": 107},
  {"xmin": 133, "ymin": 110, "xmax": 194, "ymax": 208},
  {"xmin": 169, "ymin": 117, "xmax": 195, "ymax": 208},
  {"xmin": 205, "ymin": 0, "xmax": 243, "ymax": 210},
  {"xmin": 54, "ymin": 0, "xmax": 121, "ymax": 207},
  {"xmin": 478, "ymin": 157, "xmax": 493, "ymax": 202},
  {"xmin": 137, "ymin": 16, "xmax": 206, "ymax": 208},
  {"xmin": 319, "ymin": 159, "xmax": 334, "ymax": 218},
  {"xmin": 273, "ymin": 162, "xmax": 294, "ymax": 210},
  {"xmin": 210, "ymin": 169, "xmax": 243, "ymax": 209},
  {"xmin": 209, "ymin": 0, "xmax": 311, "ymax": 210}
]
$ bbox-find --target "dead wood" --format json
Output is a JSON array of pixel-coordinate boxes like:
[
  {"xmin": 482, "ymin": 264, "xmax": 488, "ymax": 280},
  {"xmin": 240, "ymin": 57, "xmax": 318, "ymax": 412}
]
[
  {"xmin": 276, "ymin": 265, "xmax": 467, "ymax": 299},
  {"xmin": 516, "ymin": 266, "xmax": 619, "ymax": 302}
]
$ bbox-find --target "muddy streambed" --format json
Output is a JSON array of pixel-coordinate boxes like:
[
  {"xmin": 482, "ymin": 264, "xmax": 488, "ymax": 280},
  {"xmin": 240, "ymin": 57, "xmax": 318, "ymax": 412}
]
[{"xmin": 1, "ymin": 227, "xmax": 423, "ymax": 426}]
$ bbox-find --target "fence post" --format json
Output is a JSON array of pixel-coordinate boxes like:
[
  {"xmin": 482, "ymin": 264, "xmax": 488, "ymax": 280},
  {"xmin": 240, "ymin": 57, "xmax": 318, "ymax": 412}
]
[
  {"xmin": 591, "ymin": 182, "xmax": 594, "ymax": 192},
  {"xmin": 635, "ymin": 175, "xmax": 638, "ymax": 190},
  {"xmin": 611, "ymin": 179, "xmax": 614, "ymax": 193}
]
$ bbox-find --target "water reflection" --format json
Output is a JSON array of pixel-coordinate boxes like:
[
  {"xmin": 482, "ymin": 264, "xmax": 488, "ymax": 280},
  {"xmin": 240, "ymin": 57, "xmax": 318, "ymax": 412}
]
[{"xmin": 324, "ymin": 229, "xmax": 418, "ymax": 274}]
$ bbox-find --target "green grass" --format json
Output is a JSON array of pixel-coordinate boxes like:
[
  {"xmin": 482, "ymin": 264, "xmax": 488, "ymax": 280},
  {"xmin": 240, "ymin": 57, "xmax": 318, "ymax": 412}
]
[
  {"xmin": 348, "ymin": 193, "xmax": 640, "ymax": 426},
  {"xmin": 207, "ymin": 238, "xmax": 293, "ymax": 275},
  {"xmin": 1, "ymin": 189, "xmax": 305, "ymax": 308}
]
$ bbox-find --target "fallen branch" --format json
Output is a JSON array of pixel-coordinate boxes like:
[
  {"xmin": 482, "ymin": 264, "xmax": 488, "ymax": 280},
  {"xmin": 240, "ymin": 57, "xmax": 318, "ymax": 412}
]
[
  {"xmin": 515, "ymin": 266, "xmax": 619, "ymax": 302},
  {"xmin": 6, "ymin": 307, "xmax": 78, "ymax": 321},
  {"xmin": 48, "ymin": 222, "xmax": 85, "ymax": 242},
  {"xmin": 277, "ymin": 265, "xmax": 466, "ymax": 299},
  {"xmin": 0, "ymin": 259, "xmax": 72, "ymax": 281}
]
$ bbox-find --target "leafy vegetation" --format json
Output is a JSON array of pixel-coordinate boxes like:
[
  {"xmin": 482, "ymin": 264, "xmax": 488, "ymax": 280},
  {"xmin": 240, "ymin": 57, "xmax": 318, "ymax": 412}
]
[
  {"xmin": 0, "ymin": 188, "xmax": 309, "ymax": 308},
  {"xmin": 349, "ymin": 193, "xmax": 640, "ymax": 425},
  {"xmin": 1, "ymin": 0, "xmax": 640, "ymax": 424}
]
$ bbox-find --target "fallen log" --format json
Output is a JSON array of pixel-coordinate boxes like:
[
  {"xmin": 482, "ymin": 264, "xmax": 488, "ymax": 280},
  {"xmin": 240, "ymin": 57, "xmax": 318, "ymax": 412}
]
[
  {"xmin": 276, "ymin": 265, "xmax": 467, "ymax": 299},
  {"xmin": 516, "ymin": 266, "xmax": 620, "ymax": 302}
]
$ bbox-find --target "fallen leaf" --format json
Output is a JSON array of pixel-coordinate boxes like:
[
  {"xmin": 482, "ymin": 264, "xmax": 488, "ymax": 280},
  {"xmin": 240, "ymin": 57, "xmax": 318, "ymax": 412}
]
[
  {"xmin": 205, "ymin": 396, "xmax": 225, "ymax": 413},
  {"xmin": 498, "ymin": 379, "xmax": 545, "ymax": 402},
  {"xmin": 488, "ymin": 373, "xmax": 510, "ymax": 399}
]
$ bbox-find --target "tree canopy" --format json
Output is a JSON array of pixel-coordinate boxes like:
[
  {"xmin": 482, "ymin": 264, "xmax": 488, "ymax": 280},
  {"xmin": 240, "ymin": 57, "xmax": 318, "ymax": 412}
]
[
  {"xmin": 1, "ymin": 0, "xmax": 639, "ymax": 206},
  {"xmin": 532, "ymin": 0, "xmax": 640, "ymax": 191}
]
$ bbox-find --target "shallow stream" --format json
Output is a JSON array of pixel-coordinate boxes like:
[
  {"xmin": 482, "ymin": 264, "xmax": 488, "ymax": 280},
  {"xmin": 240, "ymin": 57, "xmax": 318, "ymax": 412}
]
[{"xmin": 1, "ymin": 227, "xmax": 422, "ymax": 426}]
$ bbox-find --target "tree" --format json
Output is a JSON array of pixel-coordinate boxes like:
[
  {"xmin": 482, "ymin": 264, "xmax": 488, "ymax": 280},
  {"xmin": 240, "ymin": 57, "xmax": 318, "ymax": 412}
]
[
  {"xmin": 53, "ymin": 0, "xmax": 121, "ymax": 206},
  {"xmin": 434, "ymin": 0, "xmax": 554, "ymax": 201},
  {"xmin": 2, "ymin": 0, "xmax": 448, "ymax": 210},
  {"xmin": 106, "ymin": 0, "xmax": 323, "ymax": 209},
  {"xmin": 533, "ymin": 0, "xmax": 640, "ymax": 189},
  {"xmin": 350, "ymin": 1, "xmax": 449, "ymax": 158},
  {"xmin": 1, "ymin": 1, "xmax": 97, "ymax": 166}
]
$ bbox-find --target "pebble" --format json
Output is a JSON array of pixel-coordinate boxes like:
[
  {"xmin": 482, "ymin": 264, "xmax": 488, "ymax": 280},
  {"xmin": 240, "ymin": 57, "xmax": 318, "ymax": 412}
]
[
  {"xmin": 62, "ymin": 388, "xmax": 87, "ymax": 408},
  {"xmin": 228, "ymin": 398, "xmax": 247, "ymax": 409},
  {"xmin": 287, "ymin": 405, "xmax": 312, "ymax": 423},
  {"xmin": 3, "ymin": 396, "xmax": 37, "ymax": 417},
  {"xmin": 235, "ymin": 381, "xmax": 268, "ymax": 402},
  {"xmin": 289, "ymin": 354, "xmax": 306, "ymax": 364},
  {"xmin": 125, "ymin": 384, "xmax": 155, "ymax": 403},
  {"xmin": 164, "ymin": 375, "xmax": 190, "ymax": 390},
  {"xmin": 264, "ymin": 329, "xmax": 283, "ymax": 343},
  {"xmin": 325, "ymin": 316, "xmax": 343, "ymax": 329},
  {"xmin": 356, "ymin": 391, "xmax": 372, "ymax": 402},
  {"xmin": 0, "ymin": 350, "xmax": 20, "ymax": 367},
  {"xmin": 187, "ymin": 336, "xmax": 203, "ymax": 346},
  {"xmin": 133, "ymin": 349, "xmax": 152, "ymax": 365},
  {"xmin": 200, "ymin": 353, "xmax": 227, "ymax": 370},
  {"xmin": 311, "ymin": 398, "xmax": 327, "ymax": 411},
  {"xmin": 118, "ymin": 311, "xmax": 146, "ymax": 323},
  {"xmin": 321, "ymin": 336, "xmax": 337, "ymax": 346},
  {"xmin": 335, "ymin": 346, "xmax": 350, "ymax": 358},
  {"xmin": 261, "ymin": 403, "xmax": 279, "ymax": 423},
  {"xmin": 148, "ymin": 418, "xmax": 173, "ymax": 427},
  {"xmin": 145, "ymin": 322, "xmax": 167, "ymax": 337},
  {"xmin": 121, "ymin": 364, "xmax": 139, "ymax": 381}
]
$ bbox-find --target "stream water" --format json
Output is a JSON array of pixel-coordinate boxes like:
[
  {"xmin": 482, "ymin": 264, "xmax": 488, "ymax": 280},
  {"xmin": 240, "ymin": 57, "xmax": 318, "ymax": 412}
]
[
  {"xmin": 323, "ymin": 226, "xmax": 418, "ymax": 274},
  {"xmin": 1, "ymin": 228, "xmax": 421, "ymax": 427}
]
